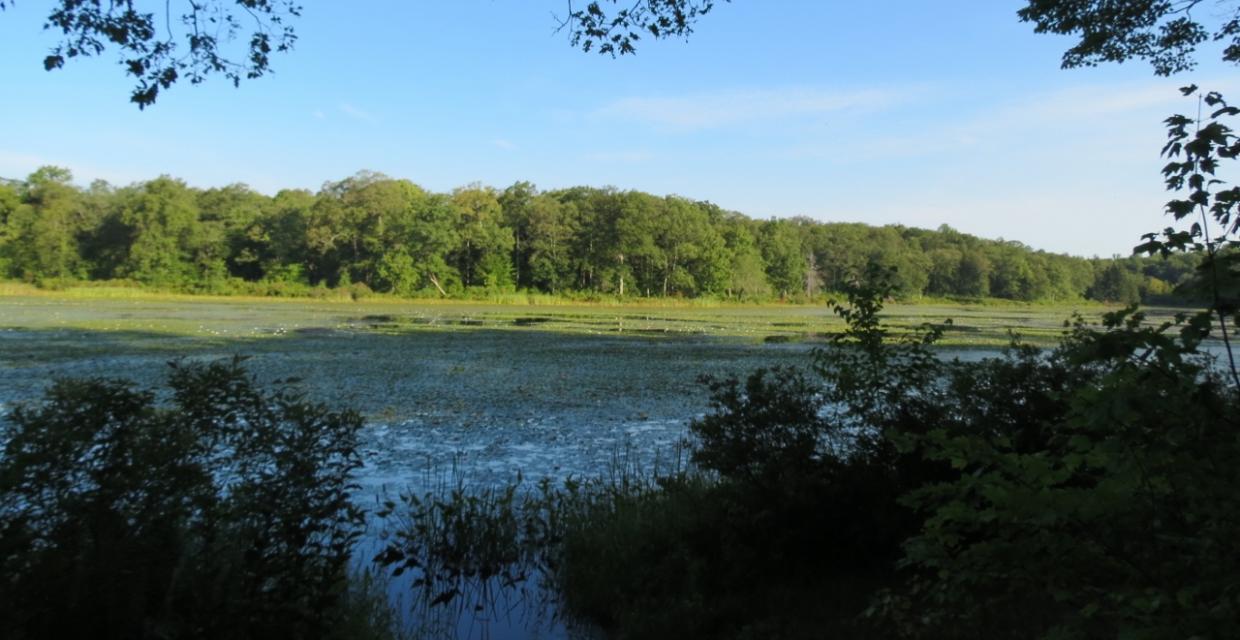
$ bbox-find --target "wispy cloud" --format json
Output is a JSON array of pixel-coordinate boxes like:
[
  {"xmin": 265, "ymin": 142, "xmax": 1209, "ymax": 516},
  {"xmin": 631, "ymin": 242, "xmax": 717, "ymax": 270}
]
[
  {"xmin": 972, "ymin": 82, "xmax": 1191, "ymax": 129},
  {"xmin": 339, "ymin": 103, "xmax": 376, "ymax": 123},
  {"xmin": 786, "ymin": 80, "xmax": 1205, "ymax": 162},
  {"xmin": 583, "ymin": 150, "xmax": 653, "ymax": 163},
  {"xmin": 594, "ymin": 86, "xmax": 922, "ymax": 131},
  {"xmin": 312, "ymin": 109, "xmax": 326, "ymax": 120},
  {"xmin": 492, "ymin": 139, "xmax": 517, "ymax": 150}
]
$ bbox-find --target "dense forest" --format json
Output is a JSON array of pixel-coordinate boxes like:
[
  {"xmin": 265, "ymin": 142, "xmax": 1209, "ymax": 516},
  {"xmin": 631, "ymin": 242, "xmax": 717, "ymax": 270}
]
[{"xmin": 0, "ymin": 167, "xmax": 1200, "ymax": 303}]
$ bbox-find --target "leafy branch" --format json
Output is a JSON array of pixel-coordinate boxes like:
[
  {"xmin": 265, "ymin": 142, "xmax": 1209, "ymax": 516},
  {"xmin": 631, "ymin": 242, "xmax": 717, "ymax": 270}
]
[
  {"xmin": 1137, "ymin": 84, "xmax": 1240, "ymax": 388},
  {"xmin": 1018, "ymin": 0, "xmax": 1240, "ymax": 75},
  {"xmin": 1, "ymin": 0, "xmax": 301, "ymax": 108},
  {"xmin": 555, "ymin": 0, "xmax": 726, "ymax": 56}
]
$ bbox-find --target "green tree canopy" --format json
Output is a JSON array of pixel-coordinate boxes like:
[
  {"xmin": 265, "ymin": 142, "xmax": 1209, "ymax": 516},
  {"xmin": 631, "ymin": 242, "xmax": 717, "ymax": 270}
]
[{"xmin": 0, "ymin": 166, "xmax": 1206, "ymax": 305}]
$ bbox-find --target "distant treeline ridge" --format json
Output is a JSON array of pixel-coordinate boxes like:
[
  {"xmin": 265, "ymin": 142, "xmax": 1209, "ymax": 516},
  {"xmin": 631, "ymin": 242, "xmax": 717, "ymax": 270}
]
[{"xmin": 0, "ymin": 167, "xmax": 1198, "ymax": 303}]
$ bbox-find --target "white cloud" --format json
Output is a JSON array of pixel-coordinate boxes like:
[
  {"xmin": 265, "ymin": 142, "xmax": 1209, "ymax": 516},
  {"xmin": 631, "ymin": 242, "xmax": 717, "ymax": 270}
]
[
  {"xmin": 492, "ymin": 139, "xmax": 516, "ymax": 150},
  {"xmin": 594, "ymin": 86, "xmax": 922, "ymax": 131},
  {"xmin": 312, "ymin": 109, "xmax": 326, "ymax": 119},
  {"xmin": 339, "ymin": 103, "xmax": 376, "ymax": 122}
]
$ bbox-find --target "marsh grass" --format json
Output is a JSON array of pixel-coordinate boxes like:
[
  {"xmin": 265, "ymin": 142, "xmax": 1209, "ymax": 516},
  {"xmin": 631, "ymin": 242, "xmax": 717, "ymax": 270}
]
[
  {"xmin": 0, "ymin": 285, "xmax": 1151, "ymax": 349},
  {"xmin": 335, "ymin": 569, "xmax": 420, "ymax": 640},
  {"xmin": 369, "ymin": 444, "xmax": 696, "ymax": 638},
  {"xmin": 369, "ymin": 436, "xmax": 906, "ymax": 638},
  {"xmin": 371, "ymin": 437, "xmax": 892, "ymax": 639}
]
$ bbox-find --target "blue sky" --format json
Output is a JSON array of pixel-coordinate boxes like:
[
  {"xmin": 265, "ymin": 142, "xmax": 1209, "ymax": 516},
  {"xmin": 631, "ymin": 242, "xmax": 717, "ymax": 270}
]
[{"xmin": 1, "ymin": 1, "xmax": 1236, "ymax": 257}]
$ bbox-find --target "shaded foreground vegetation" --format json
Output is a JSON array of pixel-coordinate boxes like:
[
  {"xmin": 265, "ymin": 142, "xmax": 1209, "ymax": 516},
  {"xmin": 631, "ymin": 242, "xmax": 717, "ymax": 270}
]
[
  {"xmin": 0, "ymin": 168, "xmax": 1201, "ymax": 305},
  {"xmin": 0, "ymin": 358, "xmax": 404, "ymax": 640}
]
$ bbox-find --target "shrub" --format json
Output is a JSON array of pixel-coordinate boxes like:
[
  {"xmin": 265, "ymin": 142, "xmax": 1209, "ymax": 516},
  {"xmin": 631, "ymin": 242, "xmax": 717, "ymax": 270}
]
[
  {"xmin": 0, "ymin": 357, "xmax": 367, "ymax": 640},
  {"xmin": 691, "ymin": 366, "xmax": 828, "ymax": 484},
  {"xmin": 875, "ymin": 308, "xmax": 1240, "ymax": 639}
]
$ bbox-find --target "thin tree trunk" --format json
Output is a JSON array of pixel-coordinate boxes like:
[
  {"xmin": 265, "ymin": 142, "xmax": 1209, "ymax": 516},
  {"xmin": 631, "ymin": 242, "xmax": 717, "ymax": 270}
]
[{"xmin": 428, "ymin": 273, "xmax": 447, "ymax": 297}]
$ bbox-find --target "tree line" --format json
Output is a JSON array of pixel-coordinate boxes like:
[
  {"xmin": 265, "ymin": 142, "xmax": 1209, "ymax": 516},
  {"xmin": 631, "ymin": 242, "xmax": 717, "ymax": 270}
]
[{"xmin": 0, "ymin": 166, "xmax": 1200, "ymax": 304}]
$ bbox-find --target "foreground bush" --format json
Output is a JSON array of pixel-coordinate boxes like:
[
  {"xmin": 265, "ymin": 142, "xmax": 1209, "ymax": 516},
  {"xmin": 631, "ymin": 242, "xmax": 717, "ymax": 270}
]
[
  {"xmin": 875, "ymin": 309, "xmax": 1240, "ymax": 639},
  {"xmin": 0, "ymin": 358, "xmax": 372, "ymax": 640}
]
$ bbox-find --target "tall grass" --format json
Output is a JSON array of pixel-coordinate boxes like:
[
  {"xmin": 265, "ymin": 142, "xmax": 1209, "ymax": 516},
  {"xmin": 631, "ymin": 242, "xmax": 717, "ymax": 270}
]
[
  {"xmin": 370, "ymin": 424, "xmax": 910, "ymax": 639},
  {"xmin": 370, "ymin": 444, "xmax": 694, "ymax": 638}
]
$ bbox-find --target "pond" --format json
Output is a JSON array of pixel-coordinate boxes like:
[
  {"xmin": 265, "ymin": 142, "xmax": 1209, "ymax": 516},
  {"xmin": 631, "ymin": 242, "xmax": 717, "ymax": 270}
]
[{"xmin": 0, "ymin": 295, "xmax": 1223, "ymax": 638}]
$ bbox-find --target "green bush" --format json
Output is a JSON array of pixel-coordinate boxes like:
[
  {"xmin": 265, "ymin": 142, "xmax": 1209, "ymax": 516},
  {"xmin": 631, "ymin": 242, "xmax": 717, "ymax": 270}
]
[
  {"xmin": 0, "ymin": 358, "xmax": 369, "ymax": 640},
  {"xmin": 874, "ymin": 308, "xmax": 1240, "ymax": 639}
]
